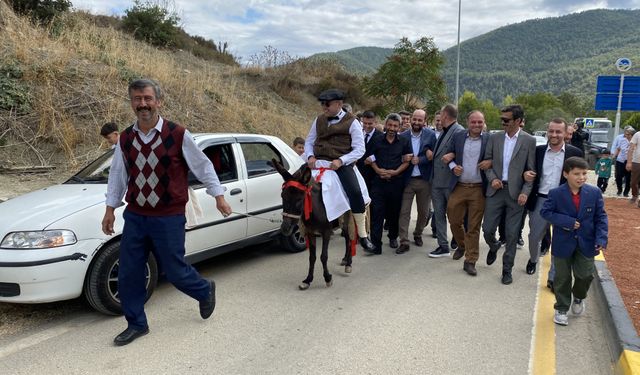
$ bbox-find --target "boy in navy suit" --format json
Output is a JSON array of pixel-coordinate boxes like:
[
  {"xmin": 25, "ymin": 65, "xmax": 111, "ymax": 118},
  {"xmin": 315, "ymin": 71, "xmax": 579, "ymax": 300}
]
[{"xmin": 540, "ymin": 157, "xmax": 608, "ymax": 326}]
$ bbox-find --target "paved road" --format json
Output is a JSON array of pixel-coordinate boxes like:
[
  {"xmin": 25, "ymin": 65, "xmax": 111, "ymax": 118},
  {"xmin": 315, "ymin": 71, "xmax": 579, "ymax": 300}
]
[{"xmin": 0, "ymin": 225, "xmax": 613, "ymax": 374}]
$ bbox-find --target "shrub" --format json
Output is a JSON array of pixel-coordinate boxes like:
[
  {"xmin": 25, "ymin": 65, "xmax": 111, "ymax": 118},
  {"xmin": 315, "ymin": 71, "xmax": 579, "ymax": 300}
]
[
  {"xmin": 9, "ymin": 0, "xmax": 71, "ymax": 24},
  {"xmin": 122, "ymin": 0, "xmax": 180, "ymax": 48},
  {"xmin": 0, "ymin": 63, "xmax": 31, "ymax": 113}
]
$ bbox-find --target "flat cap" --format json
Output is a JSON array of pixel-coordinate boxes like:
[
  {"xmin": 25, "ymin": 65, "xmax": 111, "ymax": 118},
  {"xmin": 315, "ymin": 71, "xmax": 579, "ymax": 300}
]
[{"xmin": 318, "ymin": 89, "xmax": 345, "ymax": 101}]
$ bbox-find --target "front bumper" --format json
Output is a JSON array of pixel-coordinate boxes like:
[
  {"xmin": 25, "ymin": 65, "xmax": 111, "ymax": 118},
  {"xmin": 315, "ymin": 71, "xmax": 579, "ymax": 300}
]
[{"xmin": 0, "ymin": 239, "xmax": 103, "ymax": 303}]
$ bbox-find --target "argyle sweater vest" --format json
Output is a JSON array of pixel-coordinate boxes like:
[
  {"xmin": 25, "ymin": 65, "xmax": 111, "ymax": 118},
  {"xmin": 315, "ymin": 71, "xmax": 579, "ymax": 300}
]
[
  {"xmin": 313, "ymin": 112, "xmax": 355, "ymax": 161},
  {"xmin": 120, "ymin": 119, "xmax": 188, "ymax": 216}
]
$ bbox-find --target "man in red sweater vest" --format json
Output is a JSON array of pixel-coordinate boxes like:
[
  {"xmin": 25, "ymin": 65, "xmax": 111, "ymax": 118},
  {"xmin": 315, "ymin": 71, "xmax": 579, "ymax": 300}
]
[{"xmin": 102, "ymin": 79, "xmax": 231, "ymax": 346}]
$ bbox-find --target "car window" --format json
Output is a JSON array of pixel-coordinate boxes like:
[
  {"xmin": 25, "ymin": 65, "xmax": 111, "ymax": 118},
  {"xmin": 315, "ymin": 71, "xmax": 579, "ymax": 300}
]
[
  {"xmin": 240, "ymin": 143, "xmax": 286, "ymax": 178},
  {"xmin": 189, "ymin": 144, "xmax": 238, "ymax": 185},
  {"xmin": 65, "ymin": 149, "xmax": 114, "ymax": 184}
]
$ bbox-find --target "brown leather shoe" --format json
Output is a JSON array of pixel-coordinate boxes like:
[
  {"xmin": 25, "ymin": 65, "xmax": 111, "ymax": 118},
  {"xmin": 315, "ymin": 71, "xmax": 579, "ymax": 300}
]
[
  {"xmin": 452, "ymin": 247, "xmax": 465, "ymax": 260},
  {"xmin": 414, "ymin": 236, "xmax": 423, "ymax": 247},
  {"xmin": 463, "ymin": 262, "xmax": 477, "ymax": 276},
  {"xmin": 396, "ymin": 244, "xmax": 410, "ymax": 254}
]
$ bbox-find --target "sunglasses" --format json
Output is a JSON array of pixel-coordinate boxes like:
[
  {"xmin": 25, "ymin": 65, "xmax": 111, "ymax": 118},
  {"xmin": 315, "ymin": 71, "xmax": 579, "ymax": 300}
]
[{"xmin": 500, "ymin": 117, "xmax": 514, "ymax": 123}]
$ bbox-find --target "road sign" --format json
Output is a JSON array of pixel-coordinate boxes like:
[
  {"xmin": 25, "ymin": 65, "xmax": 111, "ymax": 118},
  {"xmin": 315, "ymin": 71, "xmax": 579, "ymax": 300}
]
[
  {"xmin": 584, "ymin": 118, "xmax": 594, "ymax": 128},
  {"xmin": 596, "ymin": 76, "xmax": 640, "ymax": 94},
  {"xmin": 595, "ymin": 93, "xmax": 640, "ymax": 111},
  {"xmin": 616, "ymin": 57, "xmax": 632, "ymax": 72}
]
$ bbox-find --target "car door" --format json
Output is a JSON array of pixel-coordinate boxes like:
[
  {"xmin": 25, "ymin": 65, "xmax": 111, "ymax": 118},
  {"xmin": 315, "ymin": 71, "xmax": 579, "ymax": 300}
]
[
  {"xmin": 237, "ymin": 139, "xmax": 288, "ymax": 238},
  {"xmin": 185, "ymin": 139, "xmax": 248, "ymax": 253}
]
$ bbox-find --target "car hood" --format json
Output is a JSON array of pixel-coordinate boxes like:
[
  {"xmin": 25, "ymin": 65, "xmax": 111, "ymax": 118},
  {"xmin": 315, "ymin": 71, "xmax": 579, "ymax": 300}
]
[{"xmin": 0, "ymin": 184, "xmax": 107, "ymax": 232}]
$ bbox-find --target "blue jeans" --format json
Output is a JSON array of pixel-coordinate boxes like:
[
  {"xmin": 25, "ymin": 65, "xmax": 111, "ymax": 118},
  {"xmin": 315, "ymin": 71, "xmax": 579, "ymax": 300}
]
[{"xmin": 119, "ymin": 210, "xmax": 210, "ymax": 330}]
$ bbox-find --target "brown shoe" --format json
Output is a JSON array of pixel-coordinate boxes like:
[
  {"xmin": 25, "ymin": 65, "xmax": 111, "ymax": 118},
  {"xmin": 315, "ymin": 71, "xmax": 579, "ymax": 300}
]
[
  {"xmin": 452, "ymin": 247, "xmax": 465, "ymax": 260},
  {"xmin": 463, "ymin": 262, "xmax": 477, "ymax": 276},
  {"xmin": 396, "ymin": 244, "xmax": 410, "ymax": 254},
  {"xmin": 414, "ymin": 236, "xmax": 423, "ymax": 247}
]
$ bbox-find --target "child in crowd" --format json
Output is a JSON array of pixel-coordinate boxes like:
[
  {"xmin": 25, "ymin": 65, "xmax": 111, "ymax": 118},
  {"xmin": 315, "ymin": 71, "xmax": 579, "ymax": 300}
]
[
  {"xmin": 292, "ymin": 137, "xmax": 305, "ymax": 157},
  {"xmin": 540, "ymin": 156, "xmax": 608, "ymax": 326},
  {"xmin": 100, "ymin": 122, "xmax": 119, "ymax": 148},
  {"xmin": 595, "ymin": 149, "xmax": 612, "ymax": 193}
]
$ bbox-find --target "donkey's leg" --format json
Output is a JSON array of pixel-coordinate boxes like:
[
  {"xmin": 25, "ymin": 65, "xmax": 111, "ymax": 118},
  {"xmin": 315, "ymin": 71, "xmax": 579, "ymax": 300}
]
[
  {"xmin": 300, "ymin": 234, "xmax": 316, "ymax": 290},
  {"xmin": 320, "ymin": 230, "xmax": 333, "ymax": 287}
]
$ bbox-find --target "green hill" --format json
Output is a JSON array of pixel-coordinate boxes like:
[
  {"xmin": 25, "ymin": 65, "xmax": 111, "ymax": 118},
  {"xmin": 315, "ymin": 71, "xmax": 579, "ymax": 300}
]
[{"xmin": 309, "ymin": 9, "xmax": 640, "ymax": 104}]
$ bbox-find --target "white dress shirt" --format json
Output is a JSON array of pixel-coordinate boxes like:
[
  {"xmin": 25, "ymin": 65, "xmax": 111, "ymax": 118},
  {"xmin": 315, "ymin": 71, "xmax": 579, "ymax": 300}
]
[
  {"xmin": 538, "ymin": 144, "xmax": 565, "ymax": 195},
  {"xmin": 106, "ymin": 116, "xmax": 226, "ymax": 208},
  {"xmin": 304, "ymin": 109, "xmax": 365, "ymax": 166},
  {"xmin": 502, "ymin": 129, "xmax": 520, "ymax": 181}
]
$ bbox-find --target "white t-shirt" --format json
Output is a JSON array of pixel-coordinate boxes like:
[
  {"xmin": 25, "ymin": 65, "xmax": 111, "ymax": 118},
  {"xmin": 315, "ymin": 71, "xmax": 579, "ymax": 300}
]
[{"xmin": 630, "ymin": 132, "xmax": 640, "ymax": 163}]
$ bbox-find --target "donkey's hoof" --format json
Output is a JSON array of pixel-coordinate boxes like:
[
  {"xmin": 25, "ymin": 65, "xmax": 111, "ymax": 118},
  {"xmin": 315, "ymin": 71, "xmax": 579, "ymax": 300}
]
[
  {"xmin": 340, "ymin": 258, "xmax": 348, "ymax": 266},
  {"xmin": 326, "ymin": 280, "xmax": 333, "ymax": 287},
  {"xmin": 299, "ymin": 282, "xmax": 310, "ymax": 290},
  {"xmin": 345, "ymin": 265, "xmax": 352, "ymax": 273}
]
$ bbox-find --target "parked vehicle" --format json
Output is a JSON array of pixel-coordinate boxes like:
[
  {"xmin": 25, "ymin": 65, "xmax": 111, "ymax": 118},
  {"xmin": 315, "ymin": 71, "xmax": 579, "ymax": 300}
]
[{"xmin": 0, "ymin": 133, "xmax": 305, "ymax": 314}]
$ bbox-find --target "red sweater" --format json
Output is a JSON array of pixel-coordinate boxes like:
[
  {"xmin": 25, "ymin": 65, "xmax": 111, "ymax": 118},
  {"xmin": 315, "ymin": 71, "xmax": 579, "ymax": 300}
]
[{"xmin": 119, "ymin": 119, "xmax": 189, "ymax": 216}]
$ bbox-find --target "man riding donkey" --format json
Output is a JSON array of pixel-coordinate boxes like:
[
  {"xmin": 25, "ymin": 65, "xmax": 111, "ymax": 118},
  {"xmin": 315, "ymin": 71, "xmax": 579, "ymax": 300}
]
[{"xmin": 303, "ymin": 89, "xmax": 375, "ymax": 252}]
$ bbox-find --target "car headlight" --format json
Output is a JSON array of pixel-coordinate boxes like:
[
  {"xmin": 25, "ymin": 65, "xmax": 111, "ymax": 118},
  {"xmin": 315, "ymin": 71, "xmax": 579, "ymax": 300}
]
[{"xmin": 0, "ymin": 230, "xmax": 77, "ymax": 249}]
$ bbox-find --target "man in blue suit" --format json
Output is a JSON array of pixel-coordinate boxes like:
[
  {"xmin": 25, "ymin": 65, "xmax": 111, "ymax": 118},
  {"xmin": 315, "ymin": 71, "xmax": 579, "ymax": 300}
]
[
  {"xmin": 443, "ymin": 110, "xmax": 490, "ymax": 275},
  {"xmin": 540, "ymin": 156, "xmax": 608, "ymax": 326},
  {"xmin": 397, "ymin": 109, "xmax": 437, "ymax": 254}
]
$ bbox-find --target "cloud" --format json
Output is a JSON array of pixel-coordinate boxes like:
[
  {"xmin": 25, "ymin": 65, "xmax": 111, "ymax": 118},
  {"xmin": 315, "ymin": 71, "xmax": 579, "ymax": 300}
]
[{"xmin": 69, "ymin": 0, "xmax": 640, "ymax": 60}]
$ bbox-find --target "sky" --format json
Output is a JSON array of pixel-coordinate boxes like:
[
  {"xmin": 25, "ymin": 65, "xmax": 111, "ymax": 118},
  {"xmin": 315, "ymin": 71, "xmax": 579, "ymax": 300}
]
[{"xmin": 70, "ymin": 0, "xmax": 640, "ymax": 62}]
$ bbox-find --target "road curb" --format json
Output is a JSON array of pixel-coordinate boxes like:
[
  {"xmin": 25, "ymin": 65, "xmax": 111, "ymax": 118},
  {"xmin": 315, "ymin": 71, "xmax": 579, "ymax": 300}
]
[{"xmin": 593, "ymin": 258, "xmax": 640, "ymax": 375}]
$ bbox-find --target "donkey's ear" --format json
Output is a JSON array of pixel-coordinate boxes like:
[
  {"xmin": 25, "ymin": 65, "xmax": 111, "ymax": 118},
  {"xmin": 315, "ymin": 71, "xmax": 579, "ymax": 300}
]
[
  {"xmin": 300, "ymin": 164, "xmax": 312, "ymax": 184},
  {"xmin": 271, "ymin": 158, "xmax": 292, "ymax": 180}
]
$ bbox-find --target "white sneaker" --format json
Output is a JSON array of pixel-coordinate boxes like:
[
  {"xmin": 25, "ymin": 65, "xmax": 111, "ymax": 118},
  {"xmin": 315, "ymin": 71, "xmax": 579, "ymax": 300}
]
[
  {"xmin": 571, "ymin": 298, "xmax": 585, "ymax": 315},
  {"xmin": 554, "ymin": 310, "xmax": 569, "ymax": 326}
]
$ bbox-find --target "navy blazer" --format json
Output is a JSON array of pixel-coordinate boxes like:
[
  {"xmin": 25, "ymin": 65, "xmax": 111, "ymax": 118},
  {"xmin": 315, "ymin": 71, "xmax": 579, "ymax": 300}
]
[
  {"xmin": 357, "ymin": 129, "xmax": 384, "ymax": 185},
  {"xmin": 525, "ymin": 143, "xmax": 584, "ymax": 211},
  {"xmin": 446, "ymin": 131, "xmax": 489, "ymax": 192},
  {"xmin": 400, "ymin": 128, "xmax": 437, "ymax": 182},
  {"xmin": 540, "ymin": 183, "xmax": 608, "ymax": 259}
]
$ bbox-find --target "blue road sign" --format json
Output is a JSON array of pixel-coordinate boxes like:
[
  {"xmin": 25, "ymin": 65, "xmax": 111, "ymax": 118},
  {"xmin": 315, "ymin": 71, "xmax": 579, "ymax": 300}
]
[
  {"xmin": 594, "ymin": 93, "xmax": 640, "ymax": 111},
  {"xmin": 584, "ymin": 118, "xmax": 594, "ymax": 128},
  {"xmin": 596, "ymin": 76, "xmax": 640, "ymax": 94}
]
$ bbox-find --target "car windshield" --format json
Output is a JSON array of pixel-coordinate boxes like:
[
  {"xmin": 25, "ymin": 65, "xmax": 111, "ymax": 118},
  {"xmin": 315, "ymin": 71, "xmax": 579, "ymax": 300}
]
[
  {"xmin": 591, "ymin": 133, "xmax": 609, "ymax": 143},
  {"xmin": 64, "ymin": 149, "xmax": 114, "ymax": 184}
]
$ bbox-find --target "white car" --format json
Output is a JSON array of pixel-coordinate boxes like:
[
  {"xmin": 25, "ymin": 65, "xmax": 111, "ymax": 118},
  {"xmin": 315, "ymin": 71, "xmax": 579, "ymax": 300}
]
[
  {"xmin": 0, "ymin": 133, "xmax": 305, "ymax": 314},
  {"xmin": 534, "ymin": 135, "xmax": 547, "ymax": 146}
]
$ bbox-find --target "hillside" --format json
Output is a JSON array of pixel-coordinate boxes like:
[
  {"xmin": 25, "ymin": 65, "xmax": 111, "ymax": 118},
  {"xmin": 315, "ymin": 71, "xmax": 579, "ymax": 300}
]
[
  {"xmin": 0, "ymin": 2, "xmax": 320, "ymax": 170},
  {"xmin": 307, "ymin": 46, "xmax": 392, "ymax": 76},
  {"xmin": 309, "ymin": 9, "xmax": 640, "ymax": 104}
]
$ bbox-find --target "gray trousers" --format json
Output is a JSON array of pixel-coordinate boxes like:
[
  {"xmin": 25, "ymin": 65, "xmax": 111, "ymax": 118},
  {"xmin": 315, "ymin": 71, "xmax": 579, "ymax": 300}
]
[
  {"xmin": 482, "ymin": 188, "xmax": 525, "ymax": 272},
  {"xmin": 399, "ymin": 178, "xmax": 432, "ymax": 245},
  {"xmin": 527, "ymin": 197, "xmax": 550, "ymax": 263},
  {"xmin": 431, "ymin": 186, "xmax": 451, "ymax": 249}
]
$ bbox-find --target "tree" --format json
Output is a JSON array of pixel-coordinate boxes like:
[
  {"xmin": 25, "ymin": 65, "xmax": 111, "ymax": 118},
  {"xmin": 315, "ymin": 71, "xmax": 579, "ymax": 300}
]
[
  {"xmin": 9, "ymin": 0, "xmax": 71, "ymax": 24},
  {"xmin": 362, "ymin": 37, "xmax": 446, "ymax": 111},
  {"xmin": 122, "ymin": 0, "xmax": 180, "ymax": 47},
  {"xmin": 247, "ymin": 45, "xmax": 295, "ymax": 68},
  {"xmin": 458, "ymin": 90, "xmax": 500, "ymax": 129}
]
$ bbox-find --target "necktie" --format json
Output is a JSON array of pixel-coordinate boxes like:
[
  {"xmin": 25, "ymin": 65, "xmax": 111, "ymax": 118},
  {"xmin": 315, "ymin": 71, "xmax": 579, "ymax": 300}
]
[
  {"xmin": 365, "ymin": 133, "xmax": 370, "ymax": 143},
  {"xmin": 327, "ymin": 116, "xmax": 339, "ymax": 121}
]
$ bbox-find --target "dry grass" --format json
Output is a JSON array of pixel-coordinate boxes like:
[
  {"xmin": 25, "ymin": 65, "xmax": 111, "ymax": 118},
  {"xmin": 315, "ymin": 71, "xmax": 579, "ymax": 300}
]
[{"xmin": 0, "ymin": 3, "xmax": 317, "ymax": 168}]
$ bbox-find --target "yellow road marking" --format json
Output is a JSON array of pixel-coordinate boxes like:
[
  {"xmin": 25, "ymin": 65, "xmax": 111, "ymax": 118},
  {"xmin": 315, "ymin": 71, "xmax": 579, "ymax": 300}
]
[{"xmin": 529, "ymin": 253, "xmax": 556, "ymax": 375}]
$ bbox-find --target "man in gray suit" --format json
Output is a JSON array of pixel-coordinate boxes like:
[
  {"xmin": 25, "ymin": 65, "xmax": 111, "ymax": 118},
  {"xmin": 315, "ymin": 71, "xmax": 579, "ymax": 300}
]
[
  {"xmin": 482, "ymin": 104, "xmax": 536, "ymax": 284},
  {"xmin": 429, "ymin": 104, "xmax": 465, "ymax": 258}
]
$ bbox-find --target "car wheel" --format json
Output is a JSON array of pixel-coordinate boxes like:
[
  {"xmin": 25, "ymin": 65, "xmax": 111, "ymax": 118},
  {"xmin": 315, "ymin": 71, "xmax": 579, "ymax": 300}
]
[
  {"xmin": 280, "ymin": 224, "xmax": 306, "ymax": 253},
  {"xmin": 83, "ymin": 241, "xmax": 158, "ymax": 315}
]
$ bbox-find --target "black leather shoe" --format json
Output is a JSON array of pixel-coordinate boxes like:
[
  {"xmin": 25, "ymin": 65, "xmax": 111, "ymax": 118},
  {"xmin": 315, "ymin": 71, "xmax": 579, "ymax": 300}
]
[
  {"xmin": 199, "ymin": 280, "xmax": 216, "ymax": 319},
  {"xmin": 389, "ymin": 238, "xmax": 399, "ymax": 248},
  {"xmin": 414, "ymin": 236, "xmax": 423, "ymax": 247},
  {"xmin": 114, "ymin": 327, "xmax": 149, "ymax": 346},
  {"xmin": 396, "ymin": 244, "xmax": 410, "ymax": 254},
  {"xmin": 526, "ymin": 260, "xmax": 537, "ymax": 275},
  {"xmin": 501, "ymin": 271, "xmax": 513, "ymax": 285},
  {"xmin": 365, "ymin": 246, "xmax": 382, "ymax": 255},
  {"xmin": 463, "ymin": 262, "xmax": 477, "ymax": 276},
  {"xmin": 486, "ymin": 249, "xmax": 497, "ymax": 265},
  {"xmin": 452, "ymin": 247, "xmax": 465, "ymax": 260},
  {"xmin": 360, "ymin": 237, "xmax": 375, "ymax": 251}
]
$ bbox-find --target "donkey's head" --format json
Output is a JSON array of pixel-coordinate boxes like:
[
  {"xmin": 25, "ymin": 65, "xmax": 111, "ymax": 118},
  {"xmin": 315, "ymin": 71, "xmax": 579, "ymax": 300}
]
[{"xmin": 272, "ymin": 159, "xmax": 311, "ymax": 236}]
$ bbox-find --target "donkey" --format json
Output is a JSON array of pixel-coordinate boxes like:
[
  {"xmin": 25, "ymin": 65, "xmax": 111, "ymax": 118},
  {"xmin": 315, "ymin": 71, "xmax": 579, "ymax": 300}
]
[{"xmin": 273, "ymin": 160, "xmax": 356, "ymax": 290}]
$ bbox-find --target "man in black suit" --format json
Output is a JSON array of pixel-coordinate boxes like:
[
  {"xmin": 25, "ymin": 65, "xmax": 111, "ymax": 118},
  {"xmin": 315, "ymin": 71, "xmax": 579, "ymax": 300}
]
[
  {"xmin": 524, "ymin": 118, "xmax": 584, "ymax": 276},
  {"xmin": 357, "ymin": 111, "xmax": 383, "ymax": 189}
]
